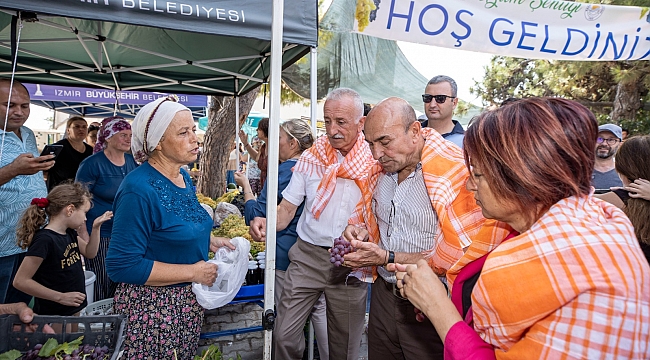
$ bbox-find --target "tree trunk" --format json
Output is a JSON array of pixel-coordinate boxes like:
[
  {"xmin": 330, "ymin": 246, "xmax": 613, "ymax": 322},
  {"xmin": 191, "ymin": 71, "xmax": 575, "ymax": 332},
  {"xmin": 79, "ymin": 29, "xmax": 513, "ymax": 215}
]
[
  {"xmin": 197, "ymin": 86, "xmax": 260, "ymax": 198},
  {"xmin": 610, "ymin": 81, "xmax": 642, "ymax": 123}
]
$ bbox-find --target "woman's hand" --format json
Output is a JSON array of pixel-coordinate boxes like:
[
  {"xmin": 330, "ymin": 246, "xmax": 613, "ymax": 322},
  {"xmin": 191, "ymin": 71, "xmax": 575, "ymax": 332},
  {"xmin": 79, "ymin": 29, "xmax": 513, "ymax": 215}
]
[
  {"xmin": 390, "ymin": 260, "xmax": 462, "ymax": 341},
  {"xmin": 626, "ymin": 178, "xmax": 650, "ymax": 200},
  {"xmin": 390, "ymin": 260, "xmax": 447, "ymax": 313},
  {"xmin": 92, "ymin": 211, "xmax": 114, "ymax": 229},
  {"xmin": 238, "ymin": 129, "xmax": 249, "ymax": 146},
  {"xmin": 57, "ymin": 291, "xmax": 86, "ymax": 307},
  {"xmin": 210, "ymin": 236, "xmax": 236, "ymax": 252},
  {"xmin": 192, "ymin": 260, "xmax": 218, "ymax": 286},
  {"xmin": 234, "ymin": 171, "xmax": 249, "ymax": 188}
]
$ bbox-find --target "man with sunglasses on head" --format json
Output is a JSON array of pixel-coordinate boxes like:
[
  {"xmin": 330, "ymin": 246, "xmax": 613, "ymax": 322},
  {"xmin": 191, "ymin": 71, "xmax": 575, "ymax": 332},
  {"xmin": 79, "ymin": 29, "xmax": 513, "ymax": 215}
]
[
  {"xmin": 420, "ymin": 75, "xmax": 464, "ymax": 148},
  {"xmin": 592, "ymin": 123, "xmax": 624, "ymax": 191}
]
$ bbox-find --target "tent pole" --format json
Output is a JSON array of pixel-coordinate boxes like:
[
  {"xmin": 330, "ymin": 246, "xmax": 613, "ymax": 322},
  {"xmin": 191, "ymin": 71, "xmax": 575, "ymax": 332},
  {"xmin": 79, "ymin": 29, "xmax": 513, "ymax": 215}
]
[
  {"xmin": 307, "ymin": 48, "xmax": 318, "ymax": 360},
  {"xmin": 235, "ymin": 80, "xmax": 240, "ymax": 169},
  {"xmin": 264, "ymin": 0, "xmax": 284, "ymax": 358},
  {"xmin": 310, "ymin": 47, "xmax": 317, "ymax": 136}
]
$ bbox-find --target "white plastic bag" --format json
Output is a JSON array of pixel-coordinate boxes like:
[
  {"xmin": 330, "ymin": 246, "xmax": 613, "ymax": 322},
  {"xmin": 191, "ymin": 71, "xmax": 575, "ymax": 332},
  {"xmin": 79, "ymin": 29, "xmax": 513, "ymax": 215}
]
[{"xmin": 192, "ymin": 237, "xmax": 251, "ymax": 309}]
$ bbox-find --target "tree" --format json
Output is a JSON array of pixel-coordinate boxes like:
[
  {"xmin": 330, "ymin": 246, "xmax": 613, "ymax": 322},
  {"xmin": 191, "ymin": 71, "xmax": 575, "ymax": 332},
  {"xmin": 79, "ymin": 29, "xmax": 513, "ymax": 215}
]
[
  {"xmin": 471, "ymin": 0, "xmax": 650, "ymax": 133},
  {"xmin": 471, "ymin": 57, "xmax": 649, "ymax": 131},
  {"xmin": 197, "ymin": 87, "xmax": 260, "ymax": 198}
]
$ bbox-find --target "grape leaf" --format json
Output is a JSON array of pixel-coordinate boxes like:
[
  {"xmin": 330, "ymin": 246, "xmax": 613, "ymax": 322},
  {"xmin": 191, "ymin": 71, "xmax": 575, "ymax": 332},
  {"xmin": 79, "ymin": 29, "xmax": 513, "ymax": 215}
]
[
  {"xmin": 39, "ymin": 338, "xmax": 60, "ymax": 356},
  {"xmin": 63, "ymin": 335, "xmax": 84, "ymax": 354},
  {"xmin": 38, "ymin": 335, "xmax": 84, "ymax": 357},
  {"xmin": 0, "ymin": 350, "xmax": 22, "ymax": 360}
]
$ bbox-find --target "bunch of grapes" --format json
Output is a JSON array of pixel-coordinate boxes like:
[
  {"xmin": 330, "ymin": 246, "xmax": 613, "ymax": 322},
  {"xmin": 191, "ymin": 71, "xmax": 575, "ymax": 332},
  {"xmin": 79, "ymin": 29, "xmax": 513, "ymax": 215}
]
[
  {"xmin": 196, "ymin": 193, "xmax": 217, "ymax": 209},
  {"xmin": 355, "ymin": 0, "xmax": 377, "ymax": 31},
  {"xmin": 330, "ymin": 236, "xmax": 355, "ymax": 267},
  {"xmin": 21, "ymin": 343, "xmax": 110, "ymax": 360},
  {"xmin": 229, "ymin": 193, "xmax": 246, "ymax": 215}
]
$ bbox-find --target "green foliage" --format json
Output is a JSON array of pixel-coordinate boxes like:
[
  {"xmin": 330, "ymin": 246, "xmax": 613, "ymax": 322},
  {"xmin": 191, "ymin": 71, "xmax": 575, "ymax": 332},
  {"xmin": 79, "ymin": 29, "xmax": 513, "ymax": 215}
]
[
  {"xmin": 470, "ymin": 0, "xmax": 650, "ymax": 133},
  {"xmin": 0, "ymin": 350, "xmax": 21, "ymax": 360},
  {"xmin": 39, "ymin": 336, "xmax": 84, "ymax": 357},
  {"xmin": 193, "ymin": 344, "xmax": 242, "ymax": 360}
]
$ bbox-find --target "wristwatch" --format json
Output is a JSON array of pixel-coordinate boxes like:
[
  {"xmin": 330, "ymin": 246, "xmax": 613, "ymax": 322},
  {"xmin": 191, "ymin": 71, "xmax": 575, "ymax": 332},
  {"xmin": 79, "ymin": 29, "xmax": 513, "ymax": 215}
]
[{"xmin": 387, "ymin": 250, "xmax": 395, "ymax": 264}]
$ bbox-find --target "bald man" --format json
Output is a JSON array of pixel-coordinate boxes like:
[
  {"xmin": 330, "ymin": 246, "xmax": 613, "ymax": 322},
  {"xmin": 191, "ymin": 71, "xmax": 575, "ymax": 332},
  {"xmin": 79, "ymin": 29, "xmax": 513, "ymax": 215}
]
[
  {"xmin": 343, "ymin": 97, "xmax": 487, "ymax": 360},
  {"xmin": 0, "ymin": 79, "xmax": 54, "ymax": 304}
]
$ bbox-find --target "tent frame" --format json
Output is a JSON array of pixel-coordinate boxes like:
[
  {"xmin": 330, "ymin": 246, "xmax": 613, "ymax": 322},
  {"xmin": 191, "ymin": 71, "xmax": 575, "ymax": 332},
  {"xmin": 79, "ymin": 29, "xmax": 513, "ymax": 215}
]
[
  {"xmin": 0, "ymin": 3, "xmax": 317, "ymax": 359},
  {"xmin": 0, "ymin": 9, "xmax": 301, "ymax": 98}
]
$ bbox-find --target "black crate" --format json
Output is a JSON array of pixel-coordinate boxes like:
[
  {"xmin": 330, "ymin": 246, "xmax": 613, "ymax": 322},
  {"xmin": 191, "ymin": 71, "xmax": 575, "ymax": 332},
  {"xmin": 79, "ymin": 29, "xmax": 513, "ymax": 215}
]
[{"xmin": 0, "ymin": 314, "xmax": 125, "ymax": 360}]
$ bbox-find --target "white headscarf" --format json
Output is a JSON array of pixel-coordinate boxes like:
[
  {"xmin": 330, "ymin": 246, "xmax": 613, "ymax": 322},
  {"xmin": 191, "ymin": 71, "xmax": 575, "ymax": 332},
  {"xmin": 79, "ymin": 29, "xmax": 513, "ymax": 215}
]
[{"xmin": 131, "ymin": 95, "xmax": 190, "ymax": 163}]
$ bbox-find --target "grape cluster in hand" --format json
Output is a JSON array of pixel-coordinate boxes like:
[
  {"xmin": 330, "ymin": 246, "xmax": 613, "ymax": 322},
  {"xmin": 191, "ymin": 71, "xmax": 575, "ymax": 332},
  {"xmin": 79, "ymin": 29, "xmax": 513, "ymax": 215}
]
[
  {"xmin": 22, "ymin": 343, "xmax": 110, "ymax": 360},
  {"xmin": 330, "ymin": 236, "xmax": 355, "ymax": 267}
]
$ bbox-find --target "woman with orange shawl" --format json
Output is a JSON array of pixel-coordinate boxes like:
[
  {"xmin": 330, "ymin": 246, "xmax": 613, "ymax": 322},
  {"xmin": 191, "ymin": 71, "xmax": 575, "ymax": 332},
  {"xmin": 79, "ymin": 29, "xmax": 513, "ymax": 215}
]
[{"xmin": 392, "ymin": 97, "xmax": 650, "ymax": 359}]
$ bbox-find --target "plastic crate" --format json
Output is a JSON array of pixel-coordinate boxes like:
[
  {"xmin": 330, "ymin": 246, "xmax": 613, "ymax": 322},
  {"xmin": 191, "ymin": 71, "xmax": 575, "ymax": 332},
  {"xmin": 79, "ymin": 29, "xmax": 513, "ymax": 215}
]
[
  {"xmin": 0, "ymin": 314, "xmax": 125, "ymax": 360},
  {"xmin": 234, "ymin": 284, "xmax": 264, "ymax": 299},
  {"xmin": 81, "ymin": 298, "xmax": 114, "ymax": 316}
]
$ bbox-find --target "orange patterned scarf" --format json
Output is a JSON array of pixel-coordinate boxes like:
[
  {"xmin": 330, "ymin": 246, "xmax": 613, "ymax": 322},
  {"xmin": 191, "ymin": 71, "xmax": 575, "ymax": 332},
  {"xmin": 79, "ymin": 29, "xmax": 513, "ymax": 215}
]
[
  {"xmin": 293, "ymin": 133, "xmax": 377, "ymax": 219},
  {"xmin": 349, "ymin": 128, "xmax": 496, "ymax": 276},
  {"xmin": 446, "ymin": 219, "xmax": 513, "ymax": 287},
  {"xmin": 471, "ymin": 196, "xmax": 650, "ymax": 358}
]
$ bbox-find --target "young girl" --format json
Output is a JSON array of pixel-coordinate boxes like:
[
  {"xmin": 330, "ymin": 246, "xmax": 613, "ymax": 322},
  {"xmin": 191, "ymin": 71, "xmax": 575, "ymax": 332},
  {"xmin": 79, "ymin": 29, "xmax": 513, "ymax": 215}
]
[{"xmin": 13, "ymin": 182, "xmax": 112, "ymax": 321}]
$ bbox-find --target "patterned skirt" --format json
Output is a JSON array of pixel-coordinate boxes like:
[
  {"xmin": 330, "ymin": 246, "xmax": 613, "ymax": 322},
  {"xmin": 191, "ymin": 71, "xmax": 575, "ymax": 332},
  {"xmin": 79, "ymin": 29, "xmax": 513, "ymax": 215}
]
[
  {"xmin": 113, "ymin": 282, "xmax": 204, "ymax": 359},
  {"xmin": 85, "ymin": 236, "xmax": 117, "ymax": 302},
  {"xmin": 249, "ymin": 178, "xmax": 262, "ymax": 196}
]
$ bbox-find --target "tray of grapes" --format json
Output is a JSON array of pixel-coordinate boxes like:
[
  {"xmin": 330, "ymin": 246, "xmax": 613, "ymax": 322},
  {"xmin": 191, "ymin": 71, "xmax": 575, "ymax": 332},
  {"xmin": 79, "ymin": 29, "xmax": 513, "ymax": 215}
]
[{"xmin": 0, "ymin": 314, "xmax": 125, "ymax": 360}]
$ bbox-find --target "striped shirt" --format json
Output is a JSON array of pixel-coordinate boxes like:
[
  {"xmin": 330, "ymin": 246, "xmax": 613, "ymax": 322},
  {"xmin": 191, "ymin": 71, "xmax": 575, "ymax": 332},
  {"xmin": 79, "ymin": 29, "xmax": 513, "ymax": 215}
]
[
  {"xmin": 0, "ymin": 127, "xmax": 47, "ymax": 257},
  {"xmin": 374, "ymin": 164, "xmax": 438, "ymax": 283}
]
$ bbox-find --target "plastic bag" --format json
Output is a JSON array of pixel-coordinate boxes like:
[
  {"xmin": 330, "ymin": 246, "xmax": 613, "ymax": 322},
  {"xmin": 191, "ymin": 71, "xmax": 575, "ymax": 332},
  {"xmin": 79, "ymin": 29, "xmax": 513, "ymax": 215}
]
[
  {"xmin": 213, "ymin": 202, "xmax": 241, "ymax": 227},
  {"xmin": 192, "ymin": 237, "xmax": 250, "ymax": 309}
]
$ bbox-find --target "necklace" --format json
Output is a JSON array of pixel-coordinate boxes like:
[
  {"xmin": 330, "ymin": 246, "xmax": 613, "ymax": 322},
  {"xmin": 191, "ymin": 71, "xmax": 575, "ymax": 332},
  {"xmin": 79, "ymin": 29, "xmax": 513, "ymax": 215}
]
[{"xmin": 69, "ymin": 140, "xmax": 86, "ymax": 153}]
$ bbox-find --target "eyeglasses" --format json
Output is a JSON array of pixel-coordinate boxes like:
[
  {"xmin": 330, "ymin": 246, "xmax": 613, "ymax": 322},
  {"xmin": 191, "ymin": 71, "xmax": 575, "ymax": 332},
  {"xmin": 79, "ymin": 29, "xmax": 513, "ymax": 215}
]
[
  {"xmin": 422, "ymin": 94, "xmax": 455, "ymax": 104},
  {"xmin": 387, "ymin": 200, "xmax": 395, "ymax": 238},
  {"xmin": 596, "ymin": 137, "xmax": 620, "ymax": 146}
]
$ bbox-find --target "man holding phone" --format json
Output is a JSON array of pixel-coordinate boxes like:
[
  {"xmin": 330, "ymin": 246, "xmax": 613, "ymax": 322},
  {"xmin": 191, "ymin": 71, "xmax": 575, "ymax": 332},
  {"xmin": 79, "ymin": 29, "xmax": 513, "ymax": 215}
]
[{"xmin": 0, "ymin": 79, "xmax": 53, "ymax": 304}]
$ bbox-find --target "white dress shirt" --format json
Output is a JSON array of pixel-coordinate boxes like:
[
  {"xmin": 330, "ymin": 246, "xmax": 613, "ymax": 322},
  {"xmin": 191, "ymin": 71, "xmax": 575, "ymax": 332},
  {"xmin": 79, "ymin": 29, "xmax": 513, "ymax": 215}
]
[{"xmin": 282, "ymin": 152, "xmax": 362, "ymax": 247}]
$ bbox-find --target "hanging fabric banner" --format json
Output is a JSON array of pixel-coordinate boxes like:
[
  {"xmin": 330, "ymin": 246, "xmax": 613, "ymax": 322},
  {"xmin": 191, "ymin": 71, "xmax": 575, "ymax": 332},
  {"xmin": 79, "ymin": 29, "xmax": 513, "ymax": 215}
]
[{"xmin": 354, "ymin": 0, "xmax": 650, "ymax": 61}]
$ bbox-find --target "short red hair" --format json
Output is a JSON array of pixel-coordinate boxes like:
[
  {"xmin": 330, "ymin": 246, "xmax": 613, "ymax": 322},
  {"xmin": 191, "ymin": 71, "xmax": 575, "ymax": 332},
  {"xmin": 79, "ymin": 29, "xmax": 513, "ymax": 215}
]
[{"xmin": 464, "ymin": 97, "xmax": 597, "ymax": 223}]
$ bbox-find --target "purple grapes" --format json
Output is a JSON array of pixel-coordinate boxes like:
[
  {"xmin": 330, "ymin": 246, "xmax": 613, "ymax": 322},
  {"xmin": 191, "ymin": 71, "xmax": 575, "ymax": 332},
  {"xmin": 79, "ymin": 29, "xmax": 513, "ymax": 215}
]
[
  {"xmin": 330, "ymin": 236, "xmax": 355, "ymax": 267},
  {"xmin": 20, "ymin": 342, "xmax": 110, "ymax": 360}
]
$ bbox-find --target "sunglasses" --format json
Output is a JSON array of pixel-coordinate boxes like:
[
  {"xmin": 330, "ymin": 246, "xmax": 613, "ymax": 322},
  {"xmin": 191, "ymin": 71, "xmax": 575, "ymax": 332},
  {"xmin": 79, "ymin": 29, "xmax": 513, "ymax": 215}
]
[{"xmin": 422, "ymin": 94, "xmax": 455, "ymax": 104}]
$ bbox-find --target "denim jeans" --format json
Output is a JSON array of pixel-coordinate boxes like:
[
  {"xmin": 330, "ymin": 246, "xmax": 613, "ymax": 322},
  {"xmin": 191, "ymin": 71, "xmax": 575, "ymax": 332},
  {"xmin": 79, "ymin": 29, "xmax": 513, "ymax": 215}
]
[{"xmin": 0, "ymin": 252, "xmax": 32, "ymax": 304}]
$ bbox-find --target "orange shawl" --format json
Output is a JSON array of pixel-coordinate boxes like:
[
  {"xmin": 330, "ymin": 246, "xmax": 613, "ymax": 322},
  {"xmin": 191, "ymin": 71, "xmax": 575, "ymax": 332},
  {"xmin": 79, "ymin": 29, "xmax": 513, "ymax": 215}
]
[
  {"xmin": 293, "ymin": 133, "xmax": 376, "ymax": 219},
  {"xmin": 349, "ymin": 128, "xmax": 494, "ymax": 276},
  {"xmin": 472, "ymin": 196, "xmax": 650, "ymax": 359}
]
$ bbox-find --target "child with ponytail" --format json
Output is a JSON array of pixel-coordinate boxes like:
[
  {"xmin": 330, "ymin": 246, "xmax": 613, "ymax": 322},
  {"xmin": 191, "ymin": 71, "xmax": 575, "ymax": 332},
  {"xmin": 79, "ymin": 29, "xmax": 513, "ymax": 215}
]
[{"xmin": 13, "ymin": 182, "xmax": 112, "ymax": 321}]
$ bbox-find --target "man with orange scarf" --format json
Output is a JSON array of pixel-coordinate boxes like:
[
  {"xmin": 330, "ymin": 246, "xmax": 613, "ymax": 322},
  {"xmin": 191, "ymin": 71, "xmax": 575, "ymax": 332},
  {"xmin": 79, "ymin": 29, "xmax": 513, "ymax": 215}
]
[
  {"xmin": 249, "ymin": 88, "xmax": 375, "ymax": 360},
  {"xmin": 342, "ymin": 98, "xmax": 504, "ymax": 360}
]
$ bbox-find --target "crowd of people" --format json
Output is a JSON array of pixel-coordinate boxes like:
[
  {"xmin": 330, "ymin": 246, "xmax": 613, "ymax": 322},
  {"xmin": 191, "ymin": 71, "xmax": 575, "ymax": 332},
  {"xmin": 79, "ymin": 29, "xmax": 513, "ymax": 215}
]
[{"xmin": 1, "ymin": 72, "xmax": 649, "ymax": 360}]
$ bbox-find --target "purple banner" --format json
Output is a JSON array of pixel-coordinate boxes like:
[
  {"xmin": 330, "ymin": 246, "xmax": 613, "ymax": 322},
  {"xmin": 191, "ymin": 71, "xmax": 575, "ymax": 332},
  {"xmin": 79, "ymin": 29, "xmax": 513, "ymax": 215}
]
[{"xmin": 24, "ymin": 83, "xmax": 207, "ymax": 108}]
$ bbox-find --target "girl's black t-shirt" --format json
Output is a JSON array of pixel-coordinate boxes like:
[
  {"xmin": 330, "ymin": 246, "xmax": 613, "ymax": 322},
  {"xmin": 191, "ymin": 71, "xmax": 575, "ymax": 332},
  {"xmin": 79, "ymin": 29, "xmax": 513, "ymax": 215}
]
[{"xmin": 26, "ymin": 228, "xmax": 87, "ymax": 315}]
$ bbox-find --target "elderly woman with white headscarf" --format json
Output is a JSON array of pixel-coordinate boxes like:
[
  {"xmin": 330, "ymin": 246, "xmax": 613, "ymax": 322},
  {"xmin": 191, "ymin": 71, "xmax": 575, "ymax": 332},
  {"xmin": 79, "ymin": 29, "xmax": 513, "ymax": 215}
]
[
  {"xmin": 75, "ymin": 116, "xmax": 137, "ymax": 302},
  {"xmin": 106, "ymin": 96, "xmax": 233, "ymax": 358}
]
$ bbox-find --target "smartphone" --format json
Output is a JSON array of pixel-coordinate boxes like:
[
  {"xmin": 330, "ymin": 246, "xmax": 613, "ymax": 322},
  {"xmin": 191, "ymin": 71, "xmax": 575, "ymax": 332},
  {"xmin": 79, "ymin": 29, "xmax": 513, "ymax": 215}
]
[{"xmin": 39, "ymin": 144, "xmax": 63, "ymax": 162}]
